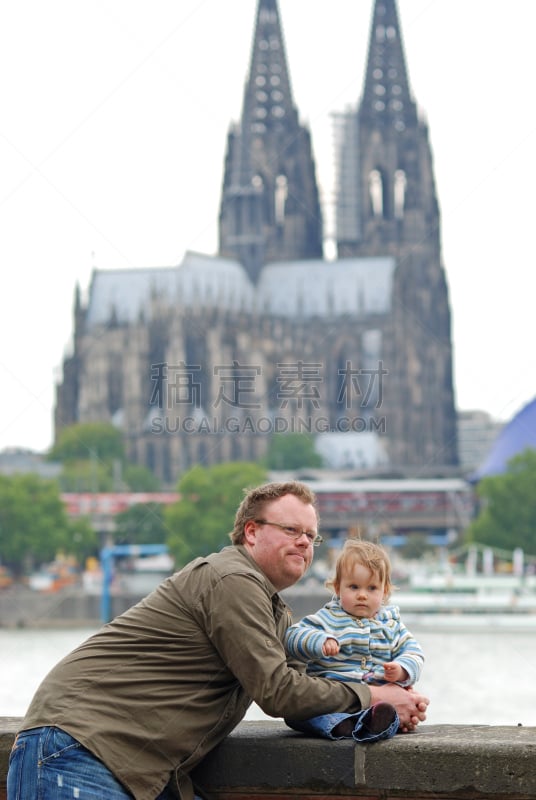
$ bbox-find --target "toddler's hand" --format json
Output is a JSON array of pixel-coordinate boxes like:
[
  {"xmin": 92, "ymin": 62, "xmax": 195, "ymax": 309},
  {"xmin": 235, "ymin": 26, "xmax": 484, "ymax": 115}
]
[
  {"xmin": 383, "ymin": 662, "xmax": 407, "ymax": 682},
  {"xmin": 322, "ymin": 637, "xmax": 340, "ymax": 656}
]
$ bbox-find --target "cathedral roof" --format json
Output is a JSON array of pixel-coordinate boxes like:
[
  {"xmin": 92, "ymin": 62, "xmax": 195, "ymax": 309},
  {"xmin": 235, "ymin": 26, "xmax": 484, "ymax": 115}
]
[
  {"xmin": 85, "ymin": 251, "xmax": 254, "ymax": 327},
  {"xmin": 258, "ymin": 257, "xmax": 395, "ymax": 317},
  {"xmin": 84, "ymin": 252, "xmax": 395, "ymax": 328}
]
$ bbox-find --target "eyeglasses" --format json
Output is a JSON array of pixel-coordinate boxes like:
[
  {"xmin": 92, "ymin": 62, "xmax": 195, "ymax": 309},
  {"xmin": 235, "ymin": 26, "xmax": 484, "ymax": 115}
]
[{"xmin": 255, "ymin": 519, "xmax": 323, "ymax": 547}]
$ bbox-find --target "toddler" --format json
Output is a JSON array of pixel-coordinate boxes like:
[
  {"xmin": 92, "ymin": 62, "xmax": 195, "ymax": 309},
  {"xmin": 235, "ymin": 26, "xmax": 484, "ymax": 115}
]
[{"xmin": 285, "ymin": 539, "xmax": 424, "ymax": 742}]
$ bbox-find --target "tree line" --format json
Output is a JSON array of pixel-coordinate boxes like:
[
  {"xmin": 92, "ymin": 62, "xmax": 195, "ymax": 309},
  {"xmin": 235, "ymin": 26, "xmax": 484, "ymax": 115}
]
[{"xmin": 1, "ymin": 422, "xmax": 536, "ymax": 578}]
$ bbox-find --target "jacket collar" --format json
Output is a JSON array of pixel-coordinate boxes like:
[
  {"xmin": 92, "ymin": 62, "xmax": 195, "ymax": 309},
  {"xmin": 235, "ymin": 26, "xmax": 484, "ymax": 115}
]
[{"xmin": 234, "ymin": 544, "xmax": 280, "ymax": 598}]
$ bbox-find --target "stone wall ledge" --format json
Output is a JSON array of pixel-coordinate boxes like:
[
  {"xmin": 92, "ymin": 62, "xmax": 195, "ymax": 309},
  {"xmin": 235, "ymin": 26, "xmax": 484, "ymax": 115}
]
[{"xmin": 2, "ymin": 718, "xmax": 535, "ymax": 799}]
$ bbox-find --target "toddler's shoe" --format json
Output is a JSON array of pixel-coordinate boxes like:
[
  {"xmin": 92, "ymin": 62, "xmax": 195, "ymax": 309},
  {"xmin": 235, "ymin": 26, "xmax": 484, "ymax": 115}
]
[
  {"xmin": 363, "ymin": 702, "xmax": 398, "ymax": 735},
  {"xmin": 352, "ymin": 701, "xmax": 399, "ymax": 742}
]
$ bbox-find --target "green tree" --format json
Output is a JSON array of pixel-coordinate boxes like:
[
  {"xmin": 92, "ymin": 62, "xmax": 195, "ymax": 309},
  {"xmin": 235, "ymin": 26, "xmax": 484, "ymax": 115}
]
[
  {"xmin": 264, "ymin": 433, "xmax": 323, "ymax": 470},
  {"xmin": 68, "ymin": 516, "xmax": 100, "ymax": 567},
  {"xmin": 165, "ymin": 462, "xmax": 267, "ymax": 565},
  {"xmin": 58, "ymin": 459, "xmax": 115, "ymax": 492},
  {"xmin": 50, "ymin": 423, "xmax": 161, "ymax": 492},
  {"xmin": 0, "ymin": 474, "xmax": 97, "ymax": 575},
  {"xmin": 466, "ymin": 448, "xmax": 536, "ymax": 555},
  {"xmin": 123, "ymin": 464, "xmax": 161, "ymax": 492},
  {"xmin": 49, "ymin": 422, "xmax": 125, "ymax": 463},
  {"xmin": 114, "ymin": 503, "xmax": 169, "ymax": 545}
]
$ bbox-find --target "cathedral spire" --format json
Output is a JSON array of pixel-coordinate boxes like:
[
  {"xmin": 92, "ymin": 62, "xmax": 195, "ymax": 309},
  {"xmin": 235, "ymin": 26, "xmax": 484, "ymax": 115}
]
[
  {"xmin": 243, "ymin": 0, "xmax": 295, "ymax": 143},
  {"xmin": 361, "ymin": 0, "xmax": 416, "ymax": 131},
  {"xmin": 335, "ymin": 0, "xmax": 437, "ymax": 258},
  {"xmin": 334, "ymin": 0, "xmax": 457, "ymax": 466},
  {"xmin": 218, "ymin": 0, "xmax": 323, "ymax": 282}
]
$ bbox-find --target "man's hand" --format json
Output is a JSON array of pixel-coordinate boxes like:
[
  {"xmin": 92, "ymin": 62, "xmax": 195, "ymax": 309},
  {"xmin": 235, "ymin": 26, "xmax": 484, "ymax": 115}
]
[{"xmin": 368, "ymin": 684, "xmax": 429, "ymax": 732}]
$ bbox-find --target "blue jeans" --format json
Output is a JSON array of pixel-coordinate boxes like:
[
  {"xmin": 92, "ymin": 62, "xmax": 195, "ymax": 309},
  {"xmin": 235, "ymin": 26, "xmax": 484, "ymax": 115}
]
[
  {"xmin": 286, "ymin": 704, "xmax": 399, "ymax": 743},
  {"xmin": 7, "ymin": 726, "xmax": 185, "ymax": 799}
]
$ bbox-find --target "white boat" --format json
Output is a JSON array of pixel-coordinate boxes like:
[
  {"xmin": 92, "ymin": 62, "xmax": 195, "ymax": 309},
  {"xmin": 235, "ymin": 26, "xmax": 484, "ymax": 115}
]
[
  {"xmin": 395, "ymin": 567, "xmax": 536, "ymax": 615},
  {"xmin": 118, "ymin": 553, "xmax": 175, "ymax": 593},
  {"xmin": 399, "ymin": 610, "xmax": 536, "ymax": 631}
]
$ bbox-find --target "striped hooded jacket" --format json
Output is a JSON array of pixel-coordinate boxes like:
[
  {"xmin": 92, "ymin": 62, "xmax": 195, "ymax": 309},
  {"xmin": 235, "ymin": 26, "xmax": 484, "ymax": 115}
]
[{"xmin": 285, "ymin": 597, "xmax": 424, "ymax": 686}]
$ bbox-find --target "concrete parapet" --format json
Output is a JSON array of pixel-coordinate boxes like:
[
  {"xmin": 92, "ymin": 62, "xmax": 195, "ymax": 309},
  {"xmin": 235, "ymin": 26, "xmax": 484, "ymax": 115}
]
[{"xmin": 2, "ymin": 718, "xmax": 535, "ymax": 799}]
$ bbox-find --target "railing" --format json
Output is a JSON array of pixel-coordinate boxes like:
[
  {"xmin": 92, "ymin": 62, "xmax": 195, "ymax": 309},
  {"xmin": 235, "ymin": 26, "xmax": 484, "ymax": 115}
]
[{"xmin": 2, "ymin": 719, "xmax": 535, "ymax": 799}]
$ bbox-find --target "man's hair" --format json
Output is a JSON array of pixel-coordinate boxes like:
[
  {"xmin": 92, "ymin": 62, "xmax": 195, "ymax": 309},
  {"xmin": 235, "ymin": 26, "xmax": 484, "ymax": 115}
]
[
  {"xmin": 230, "ymin": 481, "xmax": 318, "ymax": 544},
  {"xmin": 327, "ymin": 539, "xmax": 393, "ymax": 599}
]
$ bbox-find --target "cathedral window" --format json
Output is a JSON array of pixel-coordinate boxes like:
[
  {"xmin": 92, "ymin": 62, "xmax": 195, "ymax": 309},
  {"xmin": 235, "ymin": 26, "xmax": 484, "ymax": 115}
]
[
  {"xmin": 394, "ymin": 169, "xmax": 406, "ymax": 218},
  {"xmin": 231, "ymin": 435, "xmax": 241, "ymax": 460},
  {"xmin": 146, "ymin": 442, "xmax": 155, "ymax": 472},
  {"xmin": 275, "ymin": 174, "xmax": 288, "ymax": 224},
  {"xmin": 107, "ymin": 358, "xmax": 123, "ymax": 415},
  {"xmin": 162, "ymin": 447, "xmax": 171, "ymax": 484},
  {"xmin": 369, "ymin": 170, "xmax": 384, "ymax": 217},
  {"xmin": 259, "ymin": 8, "xmax": 276, "ymax": 24}
]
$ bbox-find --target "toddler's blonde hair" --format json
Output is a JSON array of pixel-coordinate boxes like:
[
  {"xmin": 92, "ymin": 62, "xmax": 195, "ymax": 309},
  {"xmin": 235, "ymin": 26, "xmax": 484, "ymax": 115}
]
[{"xmin": 327, "ymin": 538, "xmax": 393, "ymax": 600}]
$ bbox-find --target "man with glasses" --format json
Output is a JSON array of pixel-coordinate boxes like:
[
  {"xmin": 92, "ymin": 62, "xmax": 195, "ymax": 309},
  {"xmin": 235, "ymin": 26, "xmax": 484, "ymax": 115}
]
[{"xmin": 8, "ymin": 481, "xmax": 429, "ymax": 800}]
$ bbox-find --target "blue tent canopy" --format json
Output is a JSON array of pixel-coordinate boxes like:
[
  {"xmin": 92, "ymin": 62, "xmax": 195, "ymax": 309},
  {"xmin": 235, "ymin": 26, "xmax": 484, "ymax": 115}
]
[{"xmin": 471, "ymin": 397, "xmax": 536, "ymax": 482}]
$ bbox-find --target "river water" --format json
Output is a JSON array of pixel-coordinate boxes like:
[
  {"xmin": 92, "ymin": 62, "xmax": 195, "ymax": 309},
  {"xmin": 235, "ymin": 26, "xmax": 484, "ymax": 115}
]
[{"xmin": 2, "ymin": 620, "xmax": 536, "ymax": 726}]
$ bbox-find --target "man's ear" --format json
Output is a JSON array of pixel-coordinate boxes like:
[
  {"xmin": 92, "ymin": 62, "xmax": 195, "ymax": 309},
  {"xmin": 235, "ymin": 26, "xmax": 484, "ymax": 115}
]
[{"xmin": 243, "ymin": 520, "xmax": 257, "ymax": 545}]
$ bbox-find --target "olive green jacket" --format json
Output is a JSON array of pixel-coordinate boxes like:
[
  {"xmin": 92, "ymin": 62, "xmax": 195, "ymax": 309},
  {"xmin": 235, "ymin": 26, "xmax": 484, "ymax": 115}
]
[{"xmin": 22, "ymin": 545, "xmax": 371, "ymax": 800}]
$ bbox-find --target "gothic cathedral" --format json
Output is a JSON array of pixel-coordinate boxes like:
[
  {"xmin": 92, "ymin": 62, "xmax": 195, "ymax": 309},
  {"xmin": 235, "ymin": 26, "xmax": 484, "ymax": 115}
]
[{"xmin": 55, "ymin": 0, "xmax": 458, "ymax": 483}]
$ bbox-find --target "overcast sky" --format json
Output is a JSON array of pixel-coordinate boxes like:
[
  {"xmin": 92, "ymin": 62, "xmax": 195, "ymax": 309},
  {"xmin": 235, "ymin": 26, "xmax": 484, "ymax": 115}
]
[{"xmin": 1, "ymin": 0, "xmax": 535, "ymax": 454}]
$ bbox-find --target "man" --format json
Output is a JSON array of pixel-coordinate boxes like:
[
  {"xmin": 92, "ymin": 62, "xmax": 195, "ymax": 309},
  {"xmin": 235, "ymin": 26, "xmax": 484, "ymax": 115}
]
[{"xmin": 8, "ymin": 481, "xmax": 428, "ymax": 800}]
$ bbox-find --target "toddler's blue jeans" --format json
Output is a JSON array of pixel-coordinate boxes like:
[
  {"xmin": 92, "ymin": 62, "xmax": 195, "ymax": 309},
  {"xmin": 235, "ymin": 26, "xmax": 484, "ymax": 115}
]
[{"xmin": 286, "ymin": 704, "xmax": 399, "ymax": 743}]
